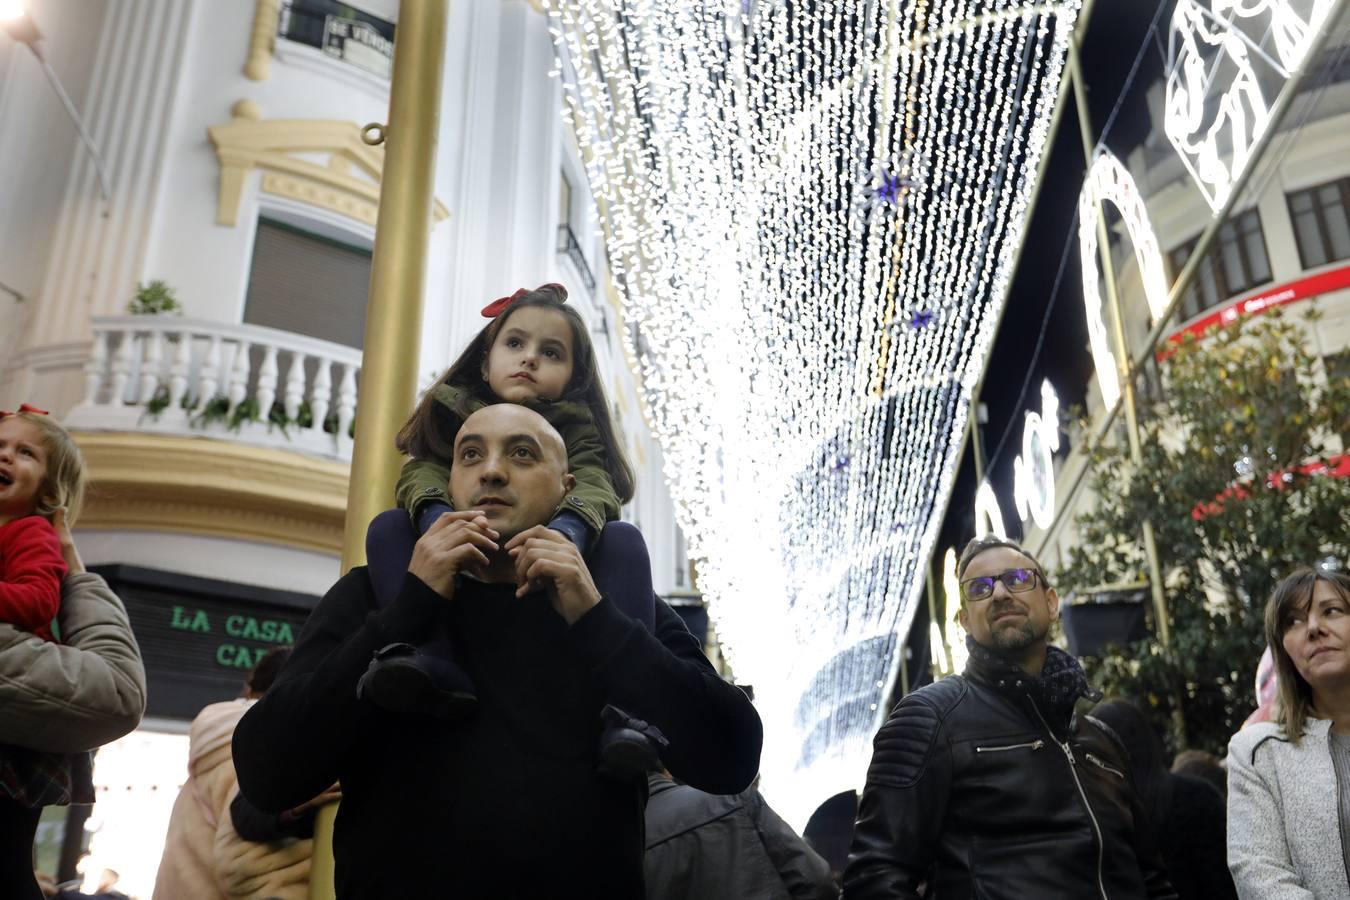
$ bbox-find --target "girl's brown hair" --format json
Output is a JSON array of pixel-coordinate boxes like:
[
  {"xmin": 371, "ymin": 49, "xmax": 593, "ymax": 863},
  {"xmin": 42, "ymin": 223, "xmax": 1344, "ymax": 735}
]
[
  {"xmin": 6, "ymin": 411, "xmax": 87, "ymax": 524},
  {"xmin": 396, "ymin": 284, "xmax": 635, "ymax": 503},
  {"xmin": 1265, "ymin": 567, "xmax": 1350, "ymax": 743}
]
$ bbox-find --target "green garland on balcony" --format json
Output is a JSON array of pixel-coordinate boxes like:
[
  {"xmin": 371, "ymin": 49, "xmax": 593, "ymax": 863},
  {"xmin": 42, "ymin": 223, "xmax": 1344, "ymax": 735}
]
[{"xmin": 141, "ymin": 390, "xmax": 356, "ymax": 440}]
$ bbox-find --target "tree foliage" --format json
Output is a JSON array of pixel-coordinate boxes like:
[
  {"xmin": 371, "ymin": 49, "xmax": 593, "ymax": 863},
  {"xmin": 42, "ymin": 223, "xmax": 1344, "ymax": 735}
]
[{"xmin": 1057, "ymin": 309, "xmax": 1350, "ymax": 755}]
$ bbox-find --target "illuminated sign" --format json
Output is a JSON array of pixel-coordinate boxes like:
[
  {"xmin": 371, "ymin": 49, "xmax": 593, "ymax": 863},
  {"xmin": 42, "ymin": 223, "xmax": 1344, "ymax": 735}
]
[
  {"xmin": 972, "ymin": 379, "xmax": 1062, "ymax": 538},
  {"xmin": 974, "ymin": 482, "xmax": 1009, "ymax": 540},
  {"xmin": 1158, "ymin": 262, "xmax": 1350, "ymax": 356},
  {"xmin": 1012, "ymin": 381, "xmax": 1063, "ymax": 530},
  {"xmin": 1165, "ymin": 0, "xmax": 1335, "ymax": 213}
]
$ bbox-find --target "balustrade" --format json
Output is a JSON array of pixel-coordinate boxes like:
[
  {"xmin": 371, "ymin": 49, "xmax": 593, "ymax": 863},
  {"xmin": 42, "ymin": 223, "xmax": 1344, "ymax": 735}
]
[{"xmin": 66, "ymin": 316, "xmax": 364, "ymax": 462}]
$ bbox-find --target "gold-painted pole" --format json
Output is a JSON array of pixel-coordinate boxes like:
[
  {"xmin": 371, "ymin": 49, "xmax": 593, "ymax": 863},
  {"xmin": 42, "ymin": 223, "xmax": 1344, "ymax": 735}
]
[
  {"xmin": 340, "ymin": 0, "xmax": 450, "ymax": 575},
  {"xmin": 309, "ymin": 3, "xmax": 449, "ymax": 898}
]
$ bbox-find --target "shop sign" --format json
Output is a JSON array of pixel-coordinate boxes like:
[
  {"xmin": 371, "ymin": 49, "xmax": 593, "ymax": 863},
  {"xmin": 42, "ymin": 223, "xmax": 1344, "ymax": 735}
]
[
  {"xmin": 96, "ymin": 565, "xmax": 315, "ymax": 719},
  {"xmin": 1158, "ymin": 262, "xmax": 1350, "ymax": 358},
  {"xmin": 168, "ymin": 606, "xmax": 298, "ymax": 669},
  {"xmin": 324, "ymin": 17, "xmax": 393, "ymax": 78}
]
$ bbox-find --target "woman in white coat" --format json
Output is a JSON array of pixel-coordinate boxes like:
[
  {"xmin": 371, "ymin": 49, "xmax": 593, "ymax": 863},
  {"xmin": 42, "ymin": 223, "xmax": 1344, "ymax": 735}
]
[{"xmin": 1228, "ymin": 567, "xmax": 1350, "ymax": 899}]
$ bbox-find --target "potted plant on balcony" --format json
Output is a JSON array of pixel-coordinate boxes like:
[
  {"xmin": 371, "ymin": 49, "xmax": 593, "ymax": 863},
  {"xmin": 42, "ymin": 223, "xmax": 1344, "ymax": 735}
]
[
  {"xmin": 129, "ymin": 281, "xmax": 187, "ymax": 421},
  {"xmin": 127, "ymin": 280, "xmax": 182, "ymax": 316}
]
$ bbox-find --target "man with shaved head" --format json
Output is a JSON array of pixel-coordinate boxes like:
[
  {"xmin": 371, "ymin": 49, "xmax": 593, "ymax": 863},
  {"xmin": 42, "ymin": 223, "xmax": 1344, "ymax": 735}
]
[{"xmin": 234, "ymin": 404, "xmax": 762, "ymax": 899}]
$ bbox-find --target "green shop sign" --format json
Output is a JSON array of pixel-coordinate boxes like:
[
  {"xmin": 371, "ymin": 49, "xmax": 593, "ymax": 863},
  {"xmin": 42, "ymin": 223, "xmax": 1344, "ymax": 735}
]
[
  {"xmin": 93, "ymin": 564, "xmax": 318, "ymax": 720},
  {"xmin": 169, "ymin": 606, "xmax": 298, "ymax": 669}
]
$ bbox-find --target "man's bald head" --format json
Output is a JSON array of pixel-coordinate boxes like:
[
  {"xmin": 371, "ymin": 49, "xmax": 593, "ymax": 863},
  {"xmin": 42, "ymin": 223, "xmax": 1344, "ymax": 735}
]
[
  {"xmin": 449, "ymin": 404, "xmax": 575, "ymax": 540},
  {"xmin": 457, "ymin": 404, "xmax": 568, "ymax": 467}
]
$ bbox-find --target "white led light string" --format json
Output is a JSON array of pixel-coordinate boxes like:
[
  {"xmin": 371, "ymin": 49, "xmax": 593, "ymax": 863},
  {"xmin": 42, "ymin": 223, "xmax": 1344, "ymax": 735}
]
[{"xmin": 547, "ymin": 0, "xmax": 1079, "ymax": 827}]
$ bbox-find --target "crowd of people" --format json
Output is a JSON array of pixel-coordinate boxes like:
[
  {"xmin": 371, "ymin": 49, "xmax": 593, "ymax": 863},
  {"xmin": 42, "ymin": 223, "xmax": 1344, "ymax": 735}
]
[{"xmin": 0, "ymin": 284, "xmax": 1347, "ymax": 899}]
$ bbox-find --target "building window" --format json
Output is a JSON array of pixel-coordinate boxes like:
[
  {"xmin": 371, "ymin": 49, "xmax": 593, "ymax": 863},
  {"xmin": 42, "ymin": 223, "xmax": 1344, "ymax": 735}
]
[
  {"xmin": 1167, "ymin": 208, "xmax": 1273, "ymax": 322},
  {"xmin": 559, "ymin": 170, "xmax": 573, "ymax": 230},
  {"xmin": 244, "ymin": 219, "xmax": 371, "ymax": 349},
  {"xmin": 1287, "ymin": 177, "xmax": 1350, "ymax": 270},
  {"xmin": 556, "ymin": 169, "xmax": 596, "ymax": 292}
]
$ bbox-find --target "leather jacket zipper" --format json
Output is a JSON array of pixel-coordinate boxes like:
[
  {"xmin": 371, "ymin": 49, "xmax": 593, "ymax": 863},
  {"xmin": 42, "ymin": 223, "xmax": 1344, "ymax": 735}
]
[
  {"xmin": 975, "ymin": 740, "xmax": 1046, "ymax": 753},
  {"xmin": 1084, "ymin": 752, "xmax": 1125, "ymax": 779},
  {"xmin": 1032, "ymin": 703, "xmax": 1108, "ymax": 900}
]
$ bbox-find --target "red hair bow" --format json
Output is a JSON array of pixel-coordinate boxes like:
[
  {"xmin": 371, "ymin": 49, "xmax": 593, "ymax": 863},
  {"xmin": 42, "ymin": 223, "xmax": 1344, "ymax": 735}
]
[
  {"xmin": 480, "ymin": 283, "xmax": 567, "ymax": 318},
  {"xmin": 0, "ymin": 403, "xmax": 49, "ymax": 417}
]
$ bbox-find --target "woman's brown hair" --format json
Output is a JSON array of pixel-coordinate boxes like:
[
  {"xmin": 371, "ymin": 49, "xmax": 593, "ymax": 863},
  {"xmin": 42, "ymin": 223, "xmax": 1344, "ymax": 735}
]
[
  {"xmin": 1265, "ymin": 567, "xmax": 1350, "ymax": 743},
  {"xmin": 396, "ymin": 284, "xmax": 635, "ymax": 503}
]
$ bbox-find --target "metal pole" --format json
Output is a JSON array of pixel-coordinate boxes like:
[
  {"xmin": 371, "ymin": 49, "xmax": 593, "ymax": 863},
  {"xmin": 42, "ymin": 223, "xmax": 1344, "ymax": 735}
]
[
  {"xmin": 1033, "ymin": 0, "xmax": 1348, "ymax": 558},
  {"xmin": 1065, "ymin": 41, "xmax": 1171, "ymax": 649},
  {"xmin": 309, "ymin": 3, "xmax": 449, "ymax": 898}
]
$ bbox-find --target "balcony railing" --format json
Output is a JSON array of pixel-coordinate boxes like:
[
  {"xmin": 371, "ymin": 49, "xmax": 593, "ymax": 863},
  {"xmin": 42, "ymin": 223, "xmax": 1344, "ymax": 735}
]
[
  {"xmin": 557, "ymin": 224, "xmax": 597, "ymax": 293},
  {"xmin": 65, "ymin": 316, "xmax": 362, "ymax": 462}
]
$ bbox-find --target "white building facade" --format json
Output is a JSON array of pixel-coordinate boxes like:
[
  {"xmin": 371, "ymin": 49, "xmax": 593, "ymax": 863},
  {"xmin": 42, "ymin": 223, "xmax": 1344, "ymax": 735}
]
[{"xmin": 0, "ymin": 0, "xmax": 691, "ymax": 892}]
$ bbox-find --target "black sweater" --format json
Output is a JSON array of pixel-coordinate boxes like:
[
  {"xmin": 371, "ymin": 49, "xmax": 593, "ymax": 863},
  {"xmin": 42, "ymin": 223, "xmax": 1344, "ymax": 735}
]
[{"xmin": 232, "ymin": 569, "xmax": 762, "ymax": 900}]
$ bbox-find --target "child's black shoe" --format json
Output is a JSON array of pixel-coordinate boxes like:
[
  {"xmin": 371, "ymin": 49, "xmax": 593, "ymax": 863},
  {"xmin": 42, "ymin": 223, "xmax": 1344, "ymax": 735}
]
[
  {"xmin": 597, "ymin": 704, "xmax": 669, "ymax": 780},
  {"xmin": 357, "ymin": 643, "xmax": 478, "ymax": 720}
]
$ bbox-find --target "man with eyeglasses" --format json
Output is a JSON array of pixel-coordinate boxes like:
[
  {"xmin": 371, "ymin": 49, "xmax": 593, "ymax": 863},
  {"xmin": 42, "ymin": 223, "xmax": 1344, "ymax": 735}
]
[{"xmin": 844, "ymin": 536, "xmax": 1176, "ymax": 900}]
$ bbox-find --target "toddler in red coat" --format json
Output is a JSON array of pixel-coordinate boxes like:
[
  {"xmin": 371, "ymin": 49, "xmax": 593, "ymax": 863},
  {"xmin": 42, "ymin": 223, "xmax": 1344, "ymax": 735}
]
[
  {"xmin": 0, "ymin": 405, "xmax": 89, "ymax": 894},
  {"xmin": 0, "ymin": 406, "xmax": 81, "ymax": 643}
]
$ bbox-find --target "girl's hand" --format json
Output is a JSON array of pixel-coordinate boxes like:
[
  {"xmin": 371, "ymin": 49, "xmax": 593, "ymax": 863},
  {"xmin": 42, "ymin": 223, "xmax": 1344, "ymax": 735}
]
[
  {"xmin": 505, "ymin": 526, "xmax": 601, "ymax": 624},
  {"xmin": 52, "ymin": 508, "xmax": 84, "ymax": 574},
  {"xmin": 407, "ymin": 511, "xmax": 499, "ymax": 598}
]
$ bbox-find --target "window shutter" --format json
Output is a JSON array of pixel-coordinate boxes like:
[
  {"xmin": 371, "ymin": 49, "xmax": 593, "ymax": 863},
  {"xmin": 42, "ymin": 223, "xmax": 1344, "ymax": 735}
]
[{"xmin": 244, "ymin": 220, "xmax": 371, "ymax": 349}]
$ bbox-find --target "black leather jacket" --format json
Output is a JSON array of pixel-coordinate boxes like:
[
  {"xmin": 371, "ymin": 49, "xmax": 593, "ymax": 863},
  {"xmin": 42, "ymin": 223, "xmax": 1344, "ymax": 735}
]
[{"xmin": 844, "ymin": 655, "xmax": 1176, "ymax": 900}]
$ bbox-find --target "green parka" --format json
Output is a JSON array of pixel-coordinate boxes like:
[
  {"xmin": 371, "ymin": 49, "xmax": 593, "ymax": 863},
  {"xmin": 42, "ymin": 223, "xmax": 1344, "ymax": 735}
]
[{"xmin": 395, "ymin": 383, "xmax": 618, "ymax": 536}]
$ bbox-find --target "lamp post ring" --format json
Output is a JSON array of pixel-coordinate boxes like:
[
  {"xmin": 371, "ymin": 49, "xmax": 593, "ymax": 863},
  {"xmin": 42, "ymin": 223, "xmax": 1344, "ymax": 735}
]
[{"xmin": 361, "ymin": 123, "xmax": 387, "ymax": 146}]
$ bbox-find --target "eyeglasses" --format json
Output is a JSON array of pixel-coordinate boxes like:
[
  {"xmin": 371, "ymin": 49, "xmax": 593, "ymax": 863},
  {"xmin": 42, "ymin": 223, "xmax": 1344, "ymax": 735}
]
[{"xmin": 960, "ymin": 568, "xmax": 1043, "ymax": 602}]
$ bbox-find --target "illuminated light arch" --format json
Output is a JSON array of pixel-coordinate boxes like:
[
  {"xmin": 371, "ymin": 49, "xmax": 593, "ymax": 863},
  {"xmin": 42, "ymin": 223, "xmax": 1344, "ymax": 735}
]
[
  {"xmin": 1215, "ymin": 0, "xmax": 1338, "ymax": 72},
  {"xmin": 1077, "ymin": 150, "xmax": 1169, "ymax": 409}
]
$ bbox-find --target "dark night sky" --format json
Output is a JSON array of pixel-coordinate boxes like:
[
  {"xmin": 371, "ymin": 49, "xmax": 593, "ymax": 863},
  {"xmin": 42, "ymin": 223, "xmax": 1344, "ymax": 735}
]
[{"xmin": 934, "ymin": 0, "xmax": 1178, "ymax": 559}]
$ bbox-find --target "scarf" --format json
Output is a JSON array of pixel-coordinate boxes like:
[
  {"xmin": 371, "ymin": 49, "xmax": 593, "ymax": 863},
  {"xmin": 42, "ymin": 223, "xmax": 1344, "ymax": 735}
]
[{"xmin": 965, "ymin": 635, "xmax": 1101, "ymax": 729}]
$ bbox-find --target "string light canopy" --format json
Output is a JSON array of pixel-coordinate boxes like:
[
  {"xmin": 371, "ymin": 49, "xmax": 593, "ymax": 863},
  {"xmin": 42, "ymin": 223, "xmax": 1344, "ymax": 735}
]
[{"xmin": 547, "ymin": 0, "xmax": 1080, "ymax": 826}]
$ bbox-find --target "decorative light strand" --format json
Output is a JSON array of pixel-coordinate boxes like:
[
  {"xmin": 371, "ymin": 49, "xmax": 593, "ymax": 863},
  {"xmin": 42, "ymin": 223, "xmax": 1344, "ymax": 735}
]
[{"xmin": 547, "ymin": 0, "xmax": 1080, "ymax": 828}]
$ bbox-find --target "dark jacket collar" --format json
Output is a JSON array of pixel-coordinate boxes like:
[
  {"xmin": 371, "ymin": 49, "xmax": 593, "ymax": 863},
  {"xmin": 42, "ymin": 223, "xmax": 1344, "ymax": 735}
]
[{"xmin": 963, "ymin": 637, "xmax": 1101, "ymax": 733}]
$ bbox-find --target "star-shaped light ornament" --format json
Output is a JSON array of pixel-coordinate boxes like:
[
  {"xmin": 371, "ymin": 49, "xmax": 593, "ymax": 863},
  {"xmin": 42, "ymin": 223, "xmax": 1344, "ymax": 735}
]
[
  {"xmin": 864, "ymin": 151, "xmax": 928, "ymax": 212},
  {"xmin": 884, "ymin": 307, "xmax": 937, "ymax": 333}
]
